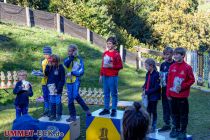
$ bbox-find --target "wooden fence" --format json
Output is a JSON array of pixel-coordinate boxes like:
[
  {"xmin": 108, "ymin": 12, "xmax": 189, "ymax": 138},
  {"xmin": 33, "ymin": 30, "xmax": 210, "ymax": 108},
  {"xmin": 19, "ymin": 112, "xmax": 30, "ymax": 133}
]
[
  {"xmin": 2, "ymin": 1, "xmax": 209, "ymax": 88},
  {"xmin": 0, "ymin": 2, "xmax": 139, "ymax": 66},
  {"xmin": 0, "ymin": 2, "xmax": 107, "ymax": 48}
]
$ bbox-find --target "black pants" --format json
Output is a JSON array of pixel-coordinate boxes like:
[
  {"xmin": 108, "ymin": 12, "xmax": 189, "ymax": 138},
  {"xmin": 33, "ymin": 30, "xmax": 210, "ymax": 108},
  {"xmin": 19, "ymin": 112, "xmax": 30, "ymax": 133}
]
[
  {"xmin": 162, "ymin": 87, "xmax": 172, "ymax": 125},
  {"xmin": 171, "ymin": 97, "xmax": 189, "ymax": 132},
  {"xmin": 147, "ymin": 101, "xmax": 158, "ymax": 128}
]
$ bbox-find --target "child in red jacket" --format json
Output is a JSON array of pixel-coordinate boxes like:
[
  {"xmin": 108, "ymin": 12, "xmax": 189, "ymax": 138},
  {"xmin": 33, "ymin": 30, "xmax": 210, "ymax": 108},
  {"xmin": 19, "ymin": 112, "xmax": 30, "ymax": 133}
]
[
  {"xmin": 167, "ymin": 47, "xmax": 195, "ymax": 139},
  {"xmin": 99, "ymin": 36, "xmax": 123, "ymax": 117}
]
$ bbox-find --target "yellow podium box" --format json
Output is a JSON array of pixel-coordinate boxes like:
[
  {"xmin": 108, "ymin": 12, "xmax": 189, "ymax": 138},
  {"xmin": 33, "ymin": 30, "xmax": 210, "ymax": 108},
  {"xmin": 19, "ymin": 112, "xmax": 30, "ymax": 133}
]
[
  {"xmin": 86, "ymin": 109, "xmax": 124, "ymax": 140},
  {"xmin": 38, "ymin": 115, "xmax": 80, "ymax": 140}
]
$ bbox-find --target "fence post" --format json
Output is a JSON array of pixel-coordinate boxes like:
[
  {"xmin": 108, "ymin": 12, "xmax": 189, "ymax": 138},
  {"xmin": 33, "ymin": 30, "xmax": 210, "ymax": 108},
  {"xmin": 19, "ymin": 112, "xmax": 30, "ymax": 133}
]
[
  {"xmin": 120, "ymin": 45, "xmax": 123, "ymax": 61},
  {"xmin": 186, "ymin": 51, "xmax": 191, "ymax": 65},
  {"xmin": 138, "ymin": 50, "xmax": 141, "ymax": 69},
  {"xmin": 25, "ymin": 7, "xmax": 31, "ymax": 27},
  {"xmin": 4, "ymin": 0, "xmax": 6, "ymax": 3},
  {"xmin": 87, "ymin": 29, "xmax": 93, "ymax": 43},
  {"xmin": 136, "ymin": 47, "xmax": 141, "ymax": 70},
  {"xmin": 56, "ymin": 13, "xmax": 61, "ymax": 33},
  {"xmin": 197, "ymin": 51, "xmax": 204, "ymax": 86}
]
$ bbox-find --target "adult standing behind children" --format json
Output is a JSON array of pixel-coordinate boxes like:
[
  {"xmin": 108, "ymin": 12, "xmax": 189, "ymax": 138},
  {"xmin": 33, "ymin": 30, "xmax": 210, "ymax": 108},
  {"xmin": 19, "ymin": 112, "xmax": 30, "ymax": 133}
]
[
  {"xmin": 41, "ymin": 46, "xmax": 52, "ymax": 116},
  {"xmin": 167, "ymin": 47, "xmax": 195, "ymax": 139},
  {"xmin": 158, "ymin": 46, "xmax": 175, "ymax": 132},
  {"xmin": 45, "ymin": 54, "xmax": 65, "ymax": 121},
  {"xmin": 64, "ymin": 44, "xmax": 91, "ymax": 122},
  {"xmin": 99, "ymin": 36, "xmax": 123, "ymax": 117},
  {"xmin": 142, "ymin": 58, "xmax": 161, "ymax": 133},
  {"xmin": 13, "ymin": 70, "xmax": 33, "ymax": 118}
]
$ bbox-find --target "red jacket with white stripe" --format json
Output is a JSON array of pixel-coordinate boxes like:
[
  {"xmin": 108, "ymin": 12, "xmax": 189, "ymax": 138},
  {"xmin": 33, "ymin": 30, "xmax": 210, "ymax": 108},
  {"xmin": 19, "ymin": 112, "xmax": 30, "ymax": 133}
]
[
  {"xmin": 100, "ymin": 50, "xmax": 123, "ymax": 76},
  {"xmin": 166, "ymin": 61, "xmax": 195, "ymax": 98}
]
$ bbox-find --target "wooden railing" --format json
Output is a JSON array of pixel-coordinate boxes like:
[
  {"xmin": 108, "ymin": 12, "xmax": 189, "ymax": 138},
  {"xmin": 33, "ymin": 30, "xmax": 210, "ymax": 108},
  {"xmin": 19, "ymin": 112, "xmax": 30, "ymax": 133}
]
[{"xmin": 134, "ymin": 46, "xmax": 163, "ymax": 70}]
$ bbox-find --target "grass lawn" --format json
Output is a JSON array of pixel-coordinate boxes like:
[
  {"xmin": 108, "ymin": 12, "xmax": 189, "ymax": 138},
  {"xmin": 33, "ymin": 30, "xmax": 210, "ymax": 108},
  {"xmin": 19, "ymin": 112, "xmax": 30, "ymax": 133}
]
[{"xmin": 0, "ymin": 23, "xmax": 210, "ymax": 140}]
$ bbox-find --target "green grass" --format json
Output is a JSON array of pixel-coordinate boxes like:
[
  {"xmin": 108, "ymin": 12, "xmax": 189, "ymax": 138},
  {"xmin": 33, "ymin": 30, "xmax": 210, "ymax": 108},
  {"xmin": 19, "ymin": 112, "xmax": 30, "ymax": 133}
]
[
  {"xmin": 0, "ymin": 23, "xmax": 210, "ymax": 140},
  {"xmin": 0, "ymin": 23, "xmax": 144, "ymax": 139}
]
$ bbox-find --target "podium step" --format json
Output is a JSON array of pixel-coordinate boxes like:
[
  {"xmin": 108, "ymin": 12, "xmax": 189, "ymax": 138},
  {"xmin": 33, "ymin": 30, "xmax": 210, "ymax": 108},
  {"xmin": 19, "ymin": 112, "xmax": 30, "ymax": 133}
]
[
  {"xmin": 86, "ymin": 109, "xmax": 124, "ymax": 140},
  {"xmin": 147, "ymin": 129, "xmax": 192, "ymax": 140},
  {"xmin": 38, "ymin": 115, "xmax": 80, "ymax": 140}
]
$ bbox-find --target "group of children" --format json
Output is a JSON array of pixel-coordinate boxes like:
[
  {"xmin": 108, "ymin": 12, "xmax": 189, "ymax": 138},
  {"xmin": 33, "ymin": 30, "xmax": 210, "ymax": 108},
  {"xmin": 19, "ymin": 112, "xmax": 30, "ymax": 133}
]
[
  {"xmin": 13, "ymin": 37, "xmax": 122, "ymax": 122},
  {"xmin": 13, "ymin": 36, "xmax": 194, "ymax": 140},
  {"xmin": 143, "ymin": 46, "xmax": 195, "ymax": 139},
  {"xmin": 13, "ymin": 44, "xmax": 91, "ymax": 122}
]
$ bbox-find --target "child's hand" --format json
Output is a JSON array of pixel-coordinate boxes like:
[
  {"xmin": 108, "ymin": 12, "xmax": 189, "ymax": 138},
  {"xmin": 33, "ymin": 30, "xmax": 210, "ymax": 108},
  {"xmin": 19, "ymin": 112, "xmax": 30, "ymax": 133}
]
[
  {"xmin": 21, "ymin": 84, "xmax": 26, "ymax": 90},
  {"xmin": 25, "ymin": 84, "xmax": 30, "ymax": 90},
  {"xmin": 103, "ymin": 63, "xmax": 113, "ymax": 68},
  {"xmin": 69, "ymin": 55, "xmax": 74, "ymax": 61},
  {"xmin": 176, "ymin": 85, "xmax": 181, "ymax": 93},
  {"xmin": 167, "ymin": 96, "xmax": 172, "ymax": 100},
  {"xmin": 99, "ymin": 76, "xmax": 102, "ymax": 84},
  {"xmin": 66, "ymin": 72, "xmax": 72, "ymax": 80},
  {"xmin": 66, "ymin": 72, "xmax": 72, "ymax": 77},
  {"xmin": 142, "ymin": 89, "xmax": 145, "ymax": 96},
  {"xmin": 73, "ymin": 50, "xmax": 77, "ymax": 56}
]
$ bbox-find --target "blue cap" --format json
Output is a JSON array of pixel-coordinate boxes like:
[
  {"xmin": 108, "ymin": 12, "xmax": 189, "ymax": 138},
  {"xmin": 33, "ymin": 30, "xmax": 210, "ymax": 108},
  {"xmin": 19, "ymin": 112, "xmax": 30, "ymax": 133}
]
[{"xmin": 43, "ymin": 45, "xmax": 52, "ymax": 55}]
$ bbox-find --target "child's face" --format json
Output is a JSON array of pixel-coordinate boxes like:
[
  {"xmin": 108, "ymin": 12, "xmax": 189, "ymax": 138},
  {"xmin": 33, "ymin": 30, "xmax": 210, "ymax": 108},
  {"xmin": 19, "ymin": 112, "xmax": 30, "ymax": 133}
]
[
  {"xmin": 51, "ymin": 58, "xmax": 58, "ymax": 66},
  {"xmin": 44, "ymin": 54, "xmax": 50, "ymax": 59},
  {"xmin": 106, "ymin": 41, "xmax": 115, "ymax": 51},
  {"xmin": 18, "ymin": 73, "xmax": 27, "ymax": 81},
  {"xmin": 164, "ymin": 52, "xmax": 173, "ymax": 62},
  {"xmin": 145, "ymin": 63, "xmax": 153, "ymax": 72},
  {"xmin": 68, "ymin": 48, "xmax": 75, "ymax": 56},
  {"xmin": 174, "ymin": 53, "xmax": 184, "ymax": 62}
]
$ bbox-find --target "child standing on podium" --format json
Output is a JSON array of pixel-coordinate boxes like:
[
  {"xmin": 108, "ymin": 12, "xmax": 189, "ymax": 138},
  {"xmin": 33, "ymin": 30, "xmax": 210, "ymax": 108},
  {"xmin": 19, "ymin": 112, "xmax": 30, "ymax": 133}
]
[
  {"xmin": 41, "ymin": 46, "xmax": 52, "ymax": 116},
  {"xmin": 45, "ymin": 54, "xmax": 65, "ymax": 121},
  {"xmin": 158, "ymin": 46, "xmax": 175, "ymax": 132},
  {"xmin": 142, "ymin": 58, "xmax": 161, "ymax": 133},
  {"xmin": 99, "ymin": 36, "xmax": 123, "ymax": 117},
  {"xmin": 167, "ymin": 47, "xmax": 195, "ymax": 139},
  {"xmin": 64, "ymin": 44, "xmax": 91, "ymax": 122}
]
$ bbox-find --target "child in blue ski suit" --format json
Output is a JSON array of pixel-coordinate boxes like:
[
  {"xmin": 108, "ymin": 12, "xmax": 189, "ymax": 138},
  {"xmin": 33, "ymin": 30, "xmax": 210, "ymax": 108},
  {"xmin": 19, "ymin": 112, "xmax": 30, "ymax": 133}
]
[{"xmin": 64, "ymin": 44, "xmax": 91, "ymax": 122}]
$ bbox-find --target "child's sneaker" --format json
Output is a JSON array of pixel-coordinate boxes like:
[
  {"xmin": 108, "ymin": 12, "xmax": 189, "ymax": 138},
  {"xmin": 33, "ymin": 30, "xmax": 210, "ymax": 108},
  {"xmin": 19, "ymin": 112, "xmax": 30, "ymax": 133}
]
[
  {"xmin": 42, "ymin": 110, "xmax": 49, "ymax": 116},
  {"xmin": 99, "ymin": 109, "xmax": 110, "ymax": 115},
  {"xmin": 110, "ymin": 109, "xmax": 116, "ymax": 117},
  {"xmin": 158, "ymin": 125, "xmax": 171, "ymax": 132},
  {"xmin": 149, "ymin": 127, "xmax": 156, "ymax": 133},
  {"xmin": 66, "ymin": 116, "xmax": 76, "ymax": 122},
  {"xmin": 169, "ymin": 127, "xmax": 179, "ymax": 138},
  {"xmin": 86, "ymin": 110, "xmax": 92, "ymax": 116},
  {"xmin": 177, "ymin": 132, "xmax": 187, "ymax": 140},
  {"xmin": 56, "ymin": 115, "xmax": 61, "ymax": 121},
  {"xmin": 49, "ymin": 115, "xmax": 56, "ymax": 121}
]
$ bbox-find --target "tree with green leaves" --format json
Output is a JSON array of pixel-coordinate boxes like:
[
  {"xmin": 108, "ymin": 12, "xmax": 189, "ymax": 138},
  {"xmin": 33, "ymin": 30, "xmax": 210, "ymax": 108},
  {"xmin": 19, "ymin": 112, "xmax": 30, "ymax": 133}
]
[
  {"xmin": 5, "ymin": 0, "xmax": 210, "ymax": 51},
  {"xmin": 6, "ymin": 0, "xmax": 49, "ymax": 10},
  {"xmin": 148, "ymin": 0, "xmax": 209, "ymax": 50}
]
